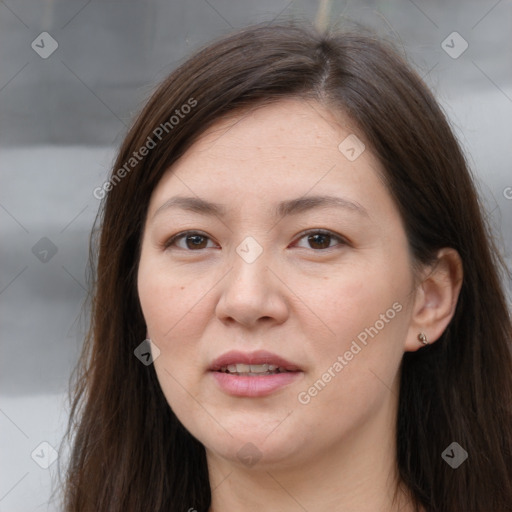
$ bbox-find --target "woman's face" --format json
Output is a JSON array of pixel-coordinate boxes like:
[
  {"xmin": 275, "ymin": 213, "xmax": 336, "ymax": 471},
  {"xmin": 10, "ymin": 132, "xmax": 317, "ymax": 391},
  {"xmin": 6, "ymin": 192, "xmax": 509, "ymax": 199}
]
[{"xmin": 137, "ymin": 98, "xmax": 418, "ymax": 470}]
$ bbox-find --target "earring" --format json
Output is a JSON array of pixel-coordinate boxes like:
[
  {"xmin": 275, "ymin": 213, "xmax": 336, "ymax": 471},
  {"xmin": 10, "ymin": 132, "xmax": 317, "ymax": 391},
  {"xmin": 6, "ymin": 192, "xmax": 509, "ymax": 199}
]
[{"xmin": 418, "ymin": 332, "xmax": 429, "ymax": 345}]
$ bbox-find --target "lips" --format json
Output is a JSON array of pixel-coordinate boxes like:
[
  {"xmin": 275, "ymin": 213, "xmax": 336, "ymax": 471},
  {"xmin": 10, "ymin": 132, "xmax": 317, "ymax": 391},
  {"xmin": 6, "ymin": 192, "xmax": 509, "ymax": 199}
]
[
  {"xmin": 209, "ymin": 350, "xmax": 303, "ymax": 397},
  {"xmin": 209, "ymin": 350, "xmax": 301, "ymax": 372}
]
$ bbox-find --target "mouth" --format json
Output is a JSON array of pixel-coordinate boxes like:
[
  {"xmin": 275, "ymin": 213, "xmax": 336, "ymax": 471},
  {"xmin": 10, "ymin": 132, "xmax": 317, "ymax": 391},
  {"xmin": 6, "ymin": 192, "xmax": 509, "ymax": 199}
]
[
  {"xmin": 209, "ymin": 350, "xmax": 303, "ymax": 397},
  {"xmin": 209, "ymin": 350, "xmax": 301, "ymax": 373},
  {"xmin": 216, "ymin": 363, "xmax": 295, "ymax": 376}
]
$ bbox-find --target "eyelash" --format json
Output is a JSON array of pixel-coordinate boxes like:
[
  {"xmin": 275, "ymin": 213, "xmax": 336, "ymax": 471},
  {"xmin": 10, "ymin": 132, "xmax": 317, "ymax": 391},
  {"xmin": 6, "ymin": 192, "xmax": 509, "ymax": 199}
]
[{"xmin": 163, "ymin": 229, "xmax": 348, "ymax": 252}]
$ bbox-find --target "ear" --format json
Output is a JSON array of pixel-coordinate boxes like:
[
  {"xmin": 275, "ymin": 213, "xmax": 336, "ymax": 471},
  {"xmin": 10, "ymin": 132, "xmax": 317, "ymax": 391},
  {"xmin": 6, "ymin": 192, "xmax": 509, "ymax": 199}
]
[{"xmin": 405, "ymin": 248, "xmax": 463, "ymax": 352}]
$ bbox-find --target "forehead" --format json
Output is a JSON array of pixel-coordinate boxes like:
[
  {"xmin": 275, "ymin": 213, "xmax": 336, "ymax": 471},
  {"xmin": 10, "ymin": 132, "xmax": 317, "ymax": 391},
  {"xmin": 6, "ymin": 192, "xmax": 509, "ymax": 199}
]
[
  {"xmin": 187, "ymin": 98, "xmax": 363, "ymax": 164},
  {"xmin": 148, "ymin": 99, "xmax": 388, "ymax": 215}
]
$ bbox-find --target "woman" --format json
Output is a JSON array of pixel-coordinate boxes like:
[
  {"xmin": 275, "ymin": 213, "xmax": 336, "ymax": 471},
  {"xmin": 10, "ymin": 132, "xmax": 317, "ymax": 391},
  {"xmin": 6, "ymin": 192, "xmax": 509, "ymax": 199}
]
[{"xmin": 61, "ymin": 23, "xmax": 512, "ymax": 511}]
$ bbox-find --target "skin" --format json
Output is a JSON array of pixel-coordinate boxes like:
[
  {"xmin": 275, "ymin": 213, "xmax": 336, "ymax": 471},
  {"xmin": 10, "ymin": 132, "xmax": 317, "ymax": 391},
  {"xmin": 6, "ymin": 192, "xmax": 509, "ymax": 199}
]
[{"xmin": 137, "ymin": 98, "xmax": 462, "ymax": 512}]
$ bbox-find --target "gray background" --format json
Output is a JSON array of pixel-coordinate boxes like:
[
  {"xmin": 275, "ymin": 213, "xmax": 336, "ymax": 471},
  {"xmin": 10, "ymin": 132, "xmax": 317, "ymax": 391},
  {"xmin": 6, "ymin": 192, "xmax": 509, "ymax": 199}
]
[{"xmin": 1, "ymin": 0, "xmax": 511, "ymax": 510}]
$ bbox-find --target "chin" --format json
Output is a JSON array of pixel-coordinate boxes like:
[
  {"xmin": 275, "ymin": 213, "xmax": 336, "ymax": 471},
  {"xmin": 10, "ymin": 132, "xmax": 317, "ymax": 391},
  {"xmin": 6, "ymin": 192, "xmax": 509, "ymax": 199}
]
[{"xmin": 197, "ymin": 420, "xmax": 309, "ymax": 468}]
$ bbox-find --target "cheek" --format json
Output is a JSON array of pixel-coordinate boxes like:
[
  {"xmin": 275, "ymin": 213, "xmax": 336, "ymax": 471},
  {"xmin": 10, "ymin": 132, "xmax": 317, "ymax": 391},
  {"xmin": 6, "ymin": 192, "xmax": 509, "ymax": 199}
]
[
  {"xmin": 296, "ymin": 264, "xmax": 406, "ymax": 347},
  {"xmin": 138, "ymin": 262, "xmax": 208, "ymax": 414},
  {"xmin": 137, "ymin": 256, "xmax": 218, "ymax": 411},
  {"xmin": 138, "ymin": 254, "xmax": 211, "ymax": 344},
  {"xmin": 295, "ymin": 259, "xmax": 411, "ymax": 394}
]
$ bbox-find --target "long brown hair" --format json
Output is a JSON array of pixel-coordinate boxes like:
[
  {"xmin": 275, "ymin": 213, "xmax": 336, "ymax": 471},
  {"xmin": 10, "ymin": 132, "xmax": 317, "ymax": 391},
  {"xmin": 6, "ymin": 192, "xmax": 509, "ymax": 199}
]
[{"xmin": 60, "ymin": 23, "xmax": 512, "ymax": 511}]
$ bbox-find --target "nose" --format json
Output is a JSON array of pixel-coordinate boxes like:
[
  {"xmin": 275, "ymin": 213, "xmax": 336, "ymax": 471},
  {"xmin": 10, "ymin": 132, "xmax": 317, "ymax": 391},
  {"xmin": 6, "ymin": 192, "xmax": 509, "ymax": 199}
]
[{"xmin": 215, "ymin": 249, "xmax": 289, "ymax": 329}]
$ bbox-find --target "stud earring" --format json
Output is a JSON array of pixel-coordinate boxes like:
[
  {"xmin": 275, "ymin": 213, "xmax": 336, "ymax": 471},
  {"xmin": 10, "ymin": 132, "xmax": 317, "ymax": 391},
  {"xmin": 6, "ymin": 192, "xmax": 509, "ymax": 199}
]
[{"xmin": 418, "ymin": 332, "xmax": 429, "ymax": 345}]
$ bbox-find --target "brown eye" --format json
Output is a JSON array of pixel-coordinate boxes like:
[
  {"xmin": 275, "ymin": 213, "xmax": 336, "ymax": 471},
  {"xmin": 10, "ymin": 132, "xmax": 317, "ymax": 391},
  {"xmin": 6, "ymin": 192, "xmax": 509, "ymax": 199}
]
[
  {"xmin": 295, "ymin": 230, "xmax": 346, "ymax": 250},
  {"xmin": 165, "ymin": 231, "xmax": 216, "ymax": 251},
  {"xmin": 307, "ymin": 233, "xmax": 331, "ymax": 250},
  {"xmin": 184, "ymin": 234, "xmax": 209, "ymax": 249}
]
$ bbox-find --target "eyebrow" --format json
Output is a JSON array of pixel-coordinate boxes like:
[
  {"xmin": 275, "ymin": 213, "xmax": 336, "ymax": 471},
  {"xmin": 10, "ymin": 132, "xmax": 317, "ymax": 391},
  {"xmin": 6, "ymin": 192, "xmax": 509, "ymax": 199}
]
[{"xmin": 153, "ymin": 194, "xmax": 368, "ymax": 220}]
